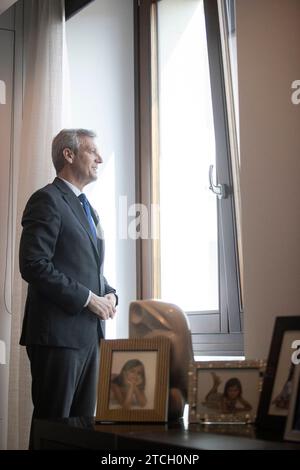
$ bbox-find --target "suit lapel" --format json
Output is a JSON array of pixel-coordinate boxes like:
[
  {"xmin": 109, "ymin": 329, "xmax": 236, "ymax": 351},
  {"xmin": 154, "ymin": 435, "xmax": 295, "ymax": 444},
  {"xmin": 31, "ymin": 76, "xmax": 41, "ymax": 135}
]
[
  {"xmin": 92, "ymin": 208, "xmax": 105, "ymax": 265},
  {"xmin": 53, "ymin": 177, "xmax": 99, "ymax": 258}
]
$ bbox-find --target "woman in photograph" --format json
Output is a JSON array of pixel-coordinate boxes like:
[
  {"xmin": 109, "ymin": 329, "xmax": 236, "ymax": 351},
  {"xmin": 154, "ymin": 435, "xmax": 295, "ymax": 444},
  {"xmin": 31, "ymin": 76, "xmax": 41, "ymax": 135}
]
[
  {"xmin": 109, "ymin": 359, "xmax": 147, "ymax": 409},
  {"xmin": 272, "ymin": 363, "xmax": 295, "ymax": 410},
  {"xmin": 203, "ymin": 372, "xmax": 252, "ymax": 414},
  {"xmin": 292, "ymin": 382, "xmax": 300, "ymax": 431}
]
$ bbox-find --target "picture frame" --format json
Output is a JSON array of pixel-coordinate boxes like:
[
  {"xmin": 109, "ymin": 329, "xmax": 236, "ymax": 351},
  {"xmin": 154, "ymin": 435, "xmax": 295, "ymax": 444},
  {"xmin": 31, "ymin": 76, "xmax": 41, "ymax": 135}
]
[
  {"xmin": 188, "ymin": 360, "xmax": 265, "ymax": 424},
  {"xmin": 256, "ymin": 316, "xmax": 300, "ymax": 431},
  {"xmin": 284, "ymin": 365, "xmax": 300, "ymax": 442},
  {"xmin": 96, "ymin": 337, "xmax": 170, "ymax": 422}
]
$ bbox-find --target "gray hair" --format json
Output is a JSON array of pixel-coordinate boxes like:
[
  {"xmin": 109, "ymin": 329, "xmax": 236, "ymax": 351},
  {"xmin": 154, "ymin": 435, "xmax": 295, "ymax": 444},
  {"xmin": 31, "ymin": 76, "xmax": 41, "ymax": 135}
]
[{"xmin": 52, "ymin": 128, "xmax": 97, "ymax": 174}]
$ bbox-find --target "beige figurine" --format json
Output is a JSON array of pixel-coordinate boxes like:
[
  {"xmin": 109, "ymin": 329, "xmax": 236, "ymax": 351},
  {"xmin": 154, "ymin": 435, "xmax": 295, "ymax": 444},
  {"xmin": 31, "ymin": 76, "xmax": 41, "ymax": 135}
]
[{"xmin": 129, "ymin": 300, "xmax": 194, "ymax": 420}]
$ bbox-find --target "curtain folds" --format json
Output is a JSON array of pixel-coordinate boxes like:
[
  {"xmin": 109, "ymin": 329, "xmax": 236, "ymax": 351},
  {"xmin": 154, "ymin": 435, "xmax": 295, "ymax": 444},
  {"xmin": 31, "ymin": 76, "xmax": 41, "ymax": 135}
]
[{"xmin": 7, "ymin": 0, "xmax": 65, "ymax": 449}]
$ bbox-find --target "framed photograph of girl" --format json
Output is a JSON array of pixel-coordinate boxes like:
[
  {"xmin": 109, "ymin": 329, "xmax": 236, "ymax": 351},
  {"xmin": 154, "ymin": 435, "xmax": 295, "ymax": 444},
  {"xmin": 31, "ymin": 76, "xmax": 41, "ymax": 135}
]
[
  {"xmin": 96, "ymin": 337, "xmax": 170, "ymax": 422},
  {"xmin": 188, "ymin": 360, "xmax": 266, "ymax": 424}
]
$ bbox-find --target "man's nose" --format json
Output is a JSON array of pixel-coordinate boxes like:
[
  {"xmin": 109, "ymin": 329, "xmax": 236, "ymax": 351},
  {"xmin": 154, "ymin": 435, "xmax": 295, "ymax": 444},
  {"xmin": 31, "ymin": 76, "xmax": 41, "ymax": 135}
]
[{"xmin": 96, "ymin": 154, "xmax": 103, "ymax": 164}]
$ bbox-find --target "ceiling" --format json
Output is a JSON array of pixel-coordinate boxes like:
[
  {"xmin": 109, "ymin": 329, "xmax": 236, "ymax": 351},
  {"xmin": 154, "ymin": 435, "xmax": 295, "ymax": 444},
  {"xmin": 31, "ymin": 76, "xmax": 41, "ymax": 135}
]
[
  {"xmin": 0, "ymin": 0, "xmax": 17, "ymax": 16},
  {"xmin": 0, "ymin": 1, "xmax": 94, "ymax": 20}
]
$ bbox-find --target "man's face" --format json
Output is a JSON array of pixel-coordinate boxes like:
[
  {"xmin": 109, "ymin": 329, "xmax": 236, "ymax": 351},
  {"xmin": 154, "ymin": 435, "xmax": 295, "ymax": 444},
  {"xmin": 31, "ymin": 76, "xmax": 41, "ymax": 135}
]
[{"xmin": 72, "ymin": 136, "xmax": 102, "ymax": 187}]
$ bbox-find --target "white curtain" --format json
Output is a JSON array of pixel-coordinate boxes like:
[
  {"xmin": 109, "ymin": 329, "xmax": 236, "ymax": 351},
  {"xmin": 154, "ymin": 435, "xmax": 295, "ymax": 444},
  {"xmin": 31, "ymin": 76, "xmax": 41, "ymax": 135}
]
[{"xmin": 7, "ymin": 0, "xmax": 66, "ymax": 449}]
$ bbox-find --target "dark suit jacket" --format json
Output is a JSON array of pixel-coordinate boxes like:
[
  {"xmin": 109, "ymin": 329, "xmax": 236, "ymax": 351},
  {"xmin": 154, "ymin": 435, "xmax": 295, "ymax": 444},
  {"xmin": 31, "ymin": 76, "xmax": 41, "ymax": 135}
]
[{"xmin": 19, "ymin": 177, "xmax": 117, "ymax": 348}]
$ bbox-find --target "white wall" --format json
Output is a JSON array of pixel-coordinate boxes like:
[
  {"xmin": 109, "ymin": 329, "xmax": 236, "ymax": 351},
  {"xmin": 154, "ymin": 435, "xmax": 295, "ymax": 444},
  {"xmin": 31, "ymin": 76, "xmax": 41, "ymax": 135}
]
[
  {"xmin": 237, "ymin": 0, "xmax": 300, "ymax": 358},
  {"xmin": 66, "ymin": 0, "xmax": 136, "ymax": 338}
]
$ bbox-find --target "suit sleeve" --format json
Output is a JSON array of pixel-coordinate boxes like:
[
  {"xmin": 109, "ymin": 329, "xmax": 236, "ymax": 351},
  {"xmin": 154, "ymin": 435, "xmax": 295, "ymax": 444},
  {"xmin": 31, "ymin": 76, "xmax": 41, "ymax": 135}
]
[
  {"xmin": 104, "ymin": 276, "xmax": 118, "ymax": 306},
  {"xmin": 19, "ymin": 190, "xmax": 89, "ymax": 315}
]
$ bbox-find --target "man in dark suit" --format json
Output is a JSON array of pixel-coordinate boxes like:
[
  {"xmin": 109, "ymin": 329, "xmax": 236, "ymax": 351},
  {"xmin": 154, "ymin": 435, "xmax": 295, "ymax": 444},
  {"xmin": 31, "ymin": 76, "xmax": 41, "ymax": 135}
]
[{"xmin": 19, "ymin": 128, "xmax": 117, "ymax": 447}]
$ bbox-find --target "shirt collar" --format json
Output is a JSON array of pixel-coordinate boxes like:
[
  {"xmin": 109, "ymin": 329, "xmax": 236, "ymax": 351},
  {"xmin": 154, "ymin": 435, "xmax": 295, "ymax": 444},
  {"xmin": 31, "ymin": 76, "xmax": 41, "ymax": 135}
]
[{"xmin": 58, "ymin": 177, "xmax": 82, "ymax": 197}]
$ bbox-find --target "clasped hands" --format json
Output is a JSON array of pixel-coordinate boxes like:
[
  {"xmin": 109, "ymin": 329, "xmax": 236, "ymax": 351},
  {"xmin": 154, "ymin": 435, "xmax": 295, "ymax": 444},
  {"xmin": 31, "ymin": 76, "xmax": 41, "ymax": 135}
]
[{"xmin": 88, "ymin": 292, "xmax": 116, "ymax": 320}]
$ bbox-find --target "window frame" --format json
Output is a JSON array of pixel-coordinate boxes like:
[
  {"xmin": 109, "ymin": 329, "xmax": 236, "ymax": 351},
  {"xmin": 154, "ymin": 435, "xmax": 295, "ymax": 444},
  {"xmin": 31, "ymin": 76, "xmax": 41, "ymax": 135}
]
[
  {"xmin": 134, "ymin": 0, "xmax": 243, "ymax": 356},
  {"xmin": 204, "ymin": 0, "xmax": 242, "ymax": 328}
]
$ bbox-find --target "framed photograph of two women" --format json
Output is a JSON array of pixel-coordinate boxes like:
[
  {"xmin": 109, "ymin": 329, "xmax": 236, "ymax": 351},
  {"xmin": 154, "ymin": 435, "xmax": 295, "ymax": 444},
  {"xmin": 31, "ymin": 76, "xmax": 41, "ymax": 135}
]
[
  {"xmin": 96, "ymin": 337, "xmax": 170, "ymax": 422},
  {"xmin": 188, "ymin": 360, "xmax": 266, "ymax": 424},
  {"xmin": 284, "ymin": 364, "xmax": 300, "ymax": 442},
  {"xmin": 256, "ymin": 316, "xmax": 300, "ymax": 432}
]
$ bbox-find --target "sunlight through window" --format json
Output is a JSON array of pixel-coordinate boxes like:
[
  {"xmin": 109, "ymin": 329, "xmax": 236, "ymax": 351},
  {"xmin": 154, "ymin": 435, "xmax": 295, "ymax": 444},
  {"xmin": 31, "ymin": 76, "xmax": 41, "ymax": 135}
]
[{"xmin": 158, "ymin": 0, "xmax": 218, "ymax": 312}]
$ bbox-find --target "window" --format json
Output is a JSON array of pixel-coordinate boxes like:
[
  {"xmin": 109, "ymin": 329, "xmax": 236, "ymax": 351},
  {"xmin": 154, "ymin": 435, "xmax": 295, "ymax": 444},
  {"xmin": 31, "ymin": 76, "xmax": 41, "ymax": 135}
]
[
  {"xmin": 135, "ymin": 0, "xmax": 242, "ymax": 356},
  {"xmin": 66, "ymin": 0, "xmax": 136, "ymax": 339},
  {"xmin": 157, "ymin": 0, "xmax": 218, "ymax": 313}
]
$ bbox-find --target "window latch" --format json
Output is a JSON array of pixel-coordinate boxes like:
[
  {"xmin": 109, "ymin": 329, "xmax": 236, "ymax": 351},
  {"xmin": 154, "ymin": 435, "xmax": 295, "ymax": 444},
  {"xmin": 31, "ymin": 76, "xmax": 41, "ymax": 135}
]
[{"xmin": 208, "ymin": 165, "xmax": 228, "ymax": 200}]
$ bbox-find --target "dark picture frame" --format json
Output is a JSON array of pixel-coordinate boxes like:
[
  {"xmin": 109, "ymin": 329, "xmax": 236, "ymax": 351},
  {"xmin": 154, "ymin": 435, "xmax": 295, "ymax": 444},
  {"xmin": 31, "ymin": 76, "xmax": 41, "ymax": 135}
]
[
  {"xmin": 96, "ymin": 337, "xmax": 170, "ymax": 422},
  {"xmin": 256, "ymin": 316, "xmax": 300, "ymax": 431}
]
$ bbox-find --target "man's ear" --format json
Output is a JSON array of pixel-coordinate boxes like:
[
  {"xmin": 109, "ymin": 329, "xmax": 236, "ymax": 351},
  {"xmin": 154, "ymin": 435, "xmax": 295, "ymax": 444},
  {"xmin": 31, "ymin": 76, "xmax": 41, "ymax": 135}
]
[{"xmin": 62, "ymin": 147, "xmax": 74, "ymax": 164}]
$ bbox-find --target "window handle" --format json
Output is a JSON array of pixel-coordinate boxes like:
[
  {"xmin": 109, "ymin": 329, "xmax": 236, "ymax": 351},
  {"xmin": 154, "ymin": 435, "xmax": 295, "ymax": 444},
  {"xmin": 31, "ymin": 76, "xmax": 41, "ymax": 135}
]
[{"xmin": 208, "ymin": 165, "xmax": 228, "ymax": 199}]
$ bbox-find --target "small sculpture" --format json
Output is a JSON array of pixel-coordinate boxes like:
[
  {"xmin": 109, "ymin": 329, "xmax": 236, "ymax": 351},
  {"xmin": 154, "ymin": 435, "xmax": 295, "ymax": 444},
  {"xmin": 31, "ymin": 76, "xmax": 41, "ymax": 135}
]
[{"xmin": 129, "ymin": 299, "xmax": 194, "ymax": 420}]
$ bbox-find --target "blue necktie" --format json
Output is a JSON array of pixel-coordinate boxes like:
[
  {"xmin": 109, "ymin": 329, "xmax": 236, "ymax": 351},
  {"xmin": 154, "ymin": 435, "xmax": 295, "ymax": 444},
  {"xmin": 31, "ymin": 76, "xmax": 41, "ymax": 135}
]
[{"xmin": 78, "ymin": 193, "xmax": 97, "ymax": 242}]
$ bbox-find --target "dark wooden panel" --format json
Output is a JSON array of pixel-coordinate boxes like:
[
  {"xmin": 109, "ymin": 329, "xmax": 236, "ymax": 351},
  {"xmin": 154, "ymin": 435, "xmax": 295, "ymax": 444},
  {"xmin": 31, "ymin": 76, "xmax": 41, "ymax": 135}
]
[
  {"xmin": 0, "ymin": 3, "xmax": 14, "ymax": 30},
  {"xmin": 65, "ymin": 0, "xmax": 95, "ymax": 20},
  {"xmin": 33, "ymin": 417, "xmax": 300, "ymax": 451}
]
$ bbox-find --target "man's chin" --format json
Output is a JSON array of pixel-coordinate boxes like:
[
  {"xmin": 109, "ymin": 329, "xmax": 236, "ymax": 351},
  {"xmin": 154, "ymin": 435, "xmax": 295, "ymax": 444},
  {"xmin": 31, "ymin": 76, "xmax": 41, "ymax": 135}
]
[{"xmin": 89, "ymin": 173, "xmax": 98, "ymax": 182}]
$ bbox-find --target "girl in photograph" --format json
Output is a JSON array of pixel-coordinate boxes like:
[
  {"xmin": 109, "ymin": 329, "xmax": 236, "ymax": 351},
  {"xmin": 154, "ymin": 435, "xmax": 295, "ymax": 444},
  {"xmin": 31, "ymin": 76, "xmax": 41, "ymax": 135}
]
[
  {"xmin": 110, "ymin": 359, "xmax": 147, "ymax": 409},
  {"xmin": 203, "ymin": 372, "xmax": 252, "ymax": 414}
]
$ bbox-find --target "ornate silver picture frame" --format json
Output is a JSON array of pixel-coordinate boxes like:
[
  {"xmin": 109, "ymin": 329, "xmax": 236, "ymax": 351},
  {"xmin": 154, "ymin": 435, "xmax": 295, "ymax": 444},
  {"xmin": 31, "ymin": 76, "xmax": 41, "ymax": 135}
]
[{"xmin": 188, "ymin": 360, "xmax": 266, "ymax": 424}]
